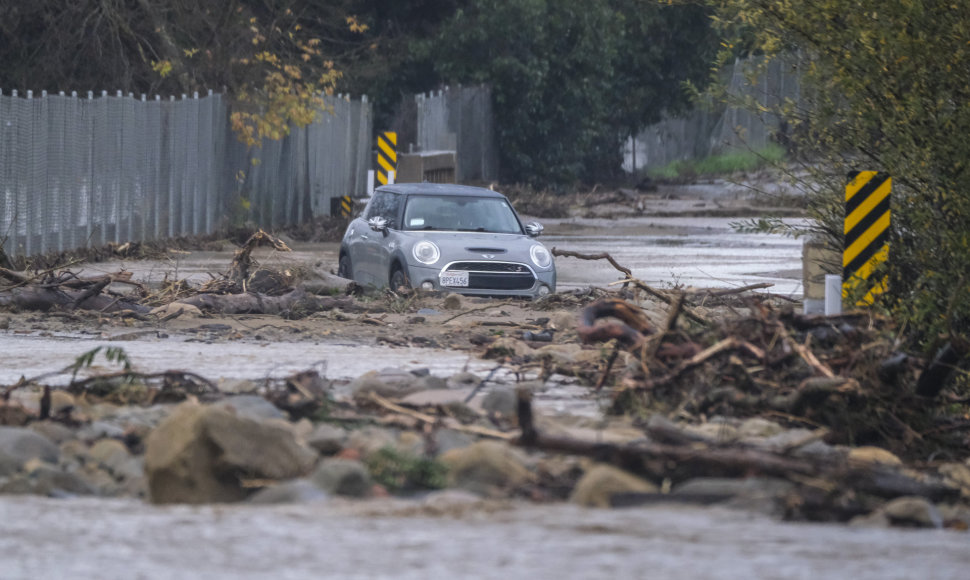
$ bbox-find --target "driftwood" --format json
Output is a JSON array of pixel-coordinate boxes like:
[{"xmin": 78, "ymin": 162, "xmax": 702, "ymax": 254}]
[
  {"xmin": 175, "ymin": 287, "xmax": 362, "ymax": 315},
  {"xmin": 0, "ymin": 283, "xmax": 149, "ymax": 314},
  {"xmin": 515, "ymin": 389, "xmax": 959, "ymax": 517}
]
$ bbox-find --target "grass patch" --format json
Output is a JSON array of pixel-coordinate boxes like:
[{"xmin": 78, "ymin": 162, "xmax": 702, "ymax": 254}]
[
  {"xmin": 364, "ymin": 446, "xmax": 449, "ymax": 493},
  {"xmin": 648, "ymin": 144, "xmax": 787, "ymax": 181}
]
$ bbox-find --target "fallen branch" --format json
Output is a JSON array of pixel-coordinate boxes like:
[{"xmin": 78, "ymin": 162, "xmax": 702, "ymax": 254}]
[
  {"xmin": 368, "ymin": 392, "xmax": 515, "ymax": 441},
  {"xmin": 551, "ymin": 248, "xmax": 633, "ymax": 282}
]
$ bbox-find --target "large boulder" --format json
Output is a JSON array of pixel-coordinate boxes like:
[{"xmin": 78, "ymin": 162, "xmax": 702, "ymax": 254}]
[
  {"xmin": 0, "ymin": 427, "xmax": 59, "ymax": 476},
  {"xmin": 144, "ymin": 402, "xmax": 317, "ymax": 504},
  {"xmin": 570, "ymin": 464, "xmax": 658, "ymax": 508},
  {"xmin": 440, "ymin": 440, "xmax": 533, "ymax": 496}
]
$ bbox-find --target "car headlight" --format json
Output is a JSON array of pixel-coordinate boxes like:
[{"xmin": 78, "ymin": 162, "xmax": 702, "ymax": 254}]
[
  {"xmin": 412, "ymin": 240, "xmax": 440, "ymax": 265},
  {"xmin": 530, "ymin": 244, "xmax": 552, "ymax": 269}
]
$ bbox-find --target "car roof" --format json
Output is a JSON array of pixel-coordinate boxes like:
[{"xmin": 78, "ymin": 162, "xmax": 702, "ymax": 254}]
[{"xmin": 375, "ymin": 183, "xmax": 506, "ymax": 198}]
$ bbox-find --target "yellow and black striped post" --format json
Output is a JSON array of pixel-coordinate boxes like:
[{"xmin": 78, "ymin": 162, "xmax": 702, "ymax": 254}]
[
  {"xmin": 329, "ymin": 195, "xmax": 354, "ymax": 218},
  {"xmin": 843, "ymin": 171, "xmax": 891, "ymax": 305},
  {"xmin": 376, "ymin": 131, "xmax": 398, "ymax": 185}
]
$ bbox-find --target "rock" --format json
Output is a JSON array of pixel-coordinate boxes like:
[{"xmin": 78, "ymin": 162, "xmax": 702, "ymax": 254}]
[
  {"xmin": 351, "ymin": 369, "xmax": 426, "ymax": 400},
  {"xmin": 483, "ymin": 337, "xmax": 533, "ymax": 359},
  {"xmin": 307, "ymin": 424, "xmax": 347, "ymax": 455},
  {"xmin": 144, "ymin": 402, "xmax": 317, "ymax": 504},
  {"xmin": 432, "ymin": 429, "xmax": 477, "ymax": 456},
  {"xmin": 214, "ymin": 395, "xmax": 287, "ymax": 421},
  {"xmin": 149, "ymin": 303, "xmax": 203, "ymax": 319},
  {"xmin": 217, "ymin": 379, "xmax": 260, "ymax": 395},
  {"xmin": 420, "ymin": 489, "xmax": 484, "ymax": 514},
  {"xmin": 682, "ymin": 422, "xmax": 740, "ymax": 443},
  {"xmin": 549, "ymin": 310, "xmax": 576, "ymax": 332},
  {"xmin": 0, "ymin": 427, "xmax": 59, "ymax": 476},
  {"xmin": 346, "ymin": 426, "xmax": 398, "ymax": 458},
  {"xmin": 442, "ymin": 293, "xmax": 463, "ymax": 310},
  {"xmin": 534, "ymin": 343, "xmax": 583, "ymax": 364},
  {"xmin": 89, "ymin": 439, "xmax": 132, "ymax": 475},
  {"xmin": 50, "ymin": 391, "xmax": 75, "ymax": 413},
  {"xmin": 29, "ymin": 421, "xmax": 77, "ymax": 445},
  {"xmin": 248, "ymin": 479, "xmax": 329, "ymax": 504},
  {"xmin": 481, "ymin": 388, "xmax": 517, "ymax": 419},
  {"xmin": 396, "ymin": 431, "xmax": 425, "ymax": 456},
  {"xmin": 938, "ymin": 463, "xmax": 970, "ymax": 499},
  {"xmin": 737, "ymin": 417, "xmax": 785, "ymax": 439},
  {"xmin": 76, "ymin": 421, "xmax": 126, "ymax": 443},
  {"xmin": 447, "ymin": 372, "xmax": 481, "ymax": 389},
  {"xmin": 399, "ymin": 389, "xmax": 475, "ymax": 407},
  {"xmin": 673, "ymin": 477, "xmax": 795, "ymax": 515},
  {"xmin": 0, "ymin": 460, "xmax": 97, "ymax": 497},
  {"xmin": 848, "ymin": 446, "xmax": 902, "ymax": 466},
  {"xmin": 849, "ymin": 510, "xmax": 891, "ymax": 528},
  {"xmin": 440, "ymin": 441, "xmax": 533, "ymax": 496},
  {"xmin": 882, "ymin": 496, "xmax": 944, "ymax": 529},
  {"xmin": 310, "ymin": 458, "xmax": 371, "ymax": 497},
  {"xmin": 570, "ymin": 464, "xmax": 658, "ymax": 508}
]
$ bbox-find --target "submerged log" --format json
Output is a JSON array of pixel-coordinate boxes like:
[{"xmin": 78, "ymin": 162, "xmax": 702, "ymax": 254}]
[{"xmin": 175, "ymin": 287, "xmax": 362, "ymax": 315}]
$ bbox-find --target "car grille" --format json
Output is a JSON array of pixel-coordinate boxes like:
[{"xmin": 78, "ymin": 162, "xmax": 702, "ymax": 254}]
[{"xmin": 443, "ymin": 261, "xmax": 536, "ymax": 290}]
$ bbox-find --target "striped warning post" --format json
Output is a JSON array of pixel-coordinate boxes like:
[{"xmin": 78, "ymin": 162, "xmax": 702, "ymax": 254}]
[
  {"xmin": 843, "ymin": 171, "xmax": 891, "ymax": 305},
  {"xmin": 376, "ymin": 131, "xmax": 397, "ymax": 185}
]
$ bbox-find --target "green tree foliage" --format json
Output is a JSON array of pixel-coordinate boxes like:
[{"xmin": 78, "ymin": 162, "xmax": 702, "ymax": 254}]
[
  {"xmin": 706, "ymin": 0, "xmax": 970, "ymax": 352},
  {"xmin": 0, "ymin": 1, "xmax": 342, "ymax": 142},
  {"xmin": 425, "ymin": 0, "xmax": 717, "ymax": 187}
]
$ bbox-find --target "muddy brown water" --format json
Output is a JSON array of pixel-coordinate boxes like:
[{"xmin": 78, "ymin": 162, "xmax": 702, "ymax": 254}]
[
  {"xmin": 1, "ymin": 496, "xmax": 967, "ymax": 579},
  {"xmin": 5, "ymin": 213, "xmax": 915, "ymax": 579}
]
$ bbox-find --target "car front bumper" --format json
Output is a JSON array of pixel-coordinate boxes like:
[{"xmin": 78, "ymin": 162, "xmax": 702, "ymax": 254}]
[{"xmin": 405, "ymin": 262, "xmax": 556, "ymax": 299}]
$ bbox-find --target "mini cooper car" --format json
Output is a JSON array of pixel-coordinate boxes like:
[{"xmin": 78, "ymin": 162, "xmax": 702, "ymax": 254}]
[{"xmin": 338, "ymin": 183, "xmax": 555, "ymax": 298}]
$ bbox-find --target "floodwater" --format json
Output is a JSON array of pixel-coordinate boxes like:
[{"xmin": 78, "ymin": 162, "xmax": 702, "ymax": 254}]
[
  {"xmin": 544, "ymin": 215, "xmax": 805, "ymax": 297},
  {"xmin": 1, "ymin": 496, "xmax": 967, "ymax": 579},
  {"xmin": 0, "ymin": 213, "xmax": 854, "ymax": 579}
]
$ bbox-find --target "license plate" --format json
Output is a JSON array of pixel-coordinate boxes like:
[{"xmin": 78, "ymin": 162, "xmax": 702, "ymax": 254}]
[{"xmin": 439, "ymin": 270, "xmax": 469, "ymax": 287}]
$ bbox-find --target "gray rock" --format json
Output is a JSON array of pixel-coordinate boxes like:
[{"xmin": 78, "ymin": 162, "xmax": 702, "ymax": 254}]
[
  {"xmin": 310, "ymin": 458, "xmax": 371, "ymax": 497},
  {"xmin": 144, "ymin": 402, "xmax": 317, "ymax": 504},
  {"xmin": 481, "ymin": 388, "xmax": 517, "ymax": 419},
  {"xmin": 217, "ymin": 379, "xmax": 260, "ymax": 395},
  {"xmin": 443, "ymin": 293, "xmax": 463, "ymax": 310},
  {"xmin": 88, "ymin": 439, "xmax": 133, "ymax": 476},
  {"xmin": 351, "ymin": 368, "xmax": 426, "ymax": 399},
  {"xmin": 674, "ymin": 477, "xmax": 795, "ymax": 515},
  {"xmin": 346, "ymin": 426, "xmax": 398, "ymax": 458},
  {"xmin": 0, "ymin": 461, "xmax": 97, "ymax": 497},
  {"xmin": 447, "ymin": 372, "xmax": 481, "ymax": 389},
  {"xmin": 882, "ymin": 496, "xmax": 944, "ymax": 529},
  {"xmin": 76, "ymin": 421, "xmax": 126, "ymax": 443},
  {"xmin": 28, "ymin": 421, "xmax": 77, "ymax": 445},
  {"xmin": 570, "ymin": 464, "xmax": 658, "ymax": 508},
  {"xmin": 399, "ymin": 389, "xmax": 475, "ymax": 407},
  {"xmin": 307, "ymin": 424, "xmax": 348, "ymax": 455},
  {"xmin": 215, "ymin": 395, "xmax": 286, "ymax": 421},
  {"xmin": 440, "ymin": 441, "xmax": 533, "ymax": 496},
  {"xmin": 432, "ymin": 429, "xmax": 476, "ymax": 456},
  {"xmin": 0, "ymin": 427, "xmax": 59, "ymax": 476},
  {"xmin": 248, "ymin": 479, "xmax": 329, "ymax": 504}
]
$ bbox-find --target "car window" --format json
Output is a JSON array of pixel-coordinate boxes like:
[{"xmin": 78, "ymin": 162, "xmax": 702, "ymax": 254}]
[
  {"xmin": 364, "ymin": 192, "xmax": 401, "ymax": 226},
  {"xmin": 403, "ymin": 196, "xmax": 522, "ymax": 234}
]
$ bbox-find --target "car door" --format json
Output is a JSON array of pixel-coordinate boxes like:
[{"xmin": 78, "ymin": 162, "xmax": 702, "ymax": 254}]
[{"xmin": 355, "ymin": 191, "xmax": 401, "ymax": 286}]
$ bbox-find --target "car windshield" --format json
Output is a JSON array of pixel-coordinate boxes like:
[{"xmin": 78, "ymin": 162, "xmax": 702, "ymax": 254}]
[{"xmin": 402, "ymin": 195, "xmax": 523, "ymax": 234}]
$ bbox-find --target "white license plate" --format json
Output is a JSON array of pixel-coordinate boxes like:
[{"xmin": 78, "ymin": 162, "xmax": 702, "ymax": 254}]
[{"xmin": 439, "ymin": 271, "xmax": 469, "ymax": 287}]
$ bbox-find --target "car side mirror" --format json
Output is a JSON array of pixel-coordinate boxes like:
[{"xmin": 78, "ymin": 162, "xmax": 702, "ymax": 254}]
[
  {"xmin": 368, "ymin": 216, "xmax": 389, "ymax": 234},
  {"xmin": 525, "ymin": 221, "xmax": 544, "ymax": 237}
]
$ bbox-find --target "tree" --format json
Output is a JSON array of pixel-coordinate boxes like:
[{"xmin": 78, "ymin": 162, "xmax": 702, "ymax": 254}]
[
  {"xmin": 426, "ymin": 0, "xmax": 717, "ymax": 187},
  {"xmin": 705, "ymin": 0, "xmax": 970, "ymax": 354},
  {"xmin": 0, "ymin": 1, "xmax": 343, "ymax": 143}
]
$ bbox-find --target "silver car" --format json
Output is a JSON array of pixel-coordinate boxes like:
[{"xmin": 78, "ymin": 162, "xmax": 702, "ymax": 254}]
[{"xmin": 338, "ymin": 183, "xmax": 556, "ymax": 298}]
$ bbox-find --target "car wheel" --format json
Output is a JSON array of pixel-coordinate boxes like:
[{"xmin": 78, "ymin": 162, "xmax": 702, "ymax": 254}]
[
  {"xmin": 338, "ymin": 254, "xmax": 352, "ymax": 279},
  {"xmin": 390, "ymin": 266, "xmax": 410, "ymax": 290}
]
